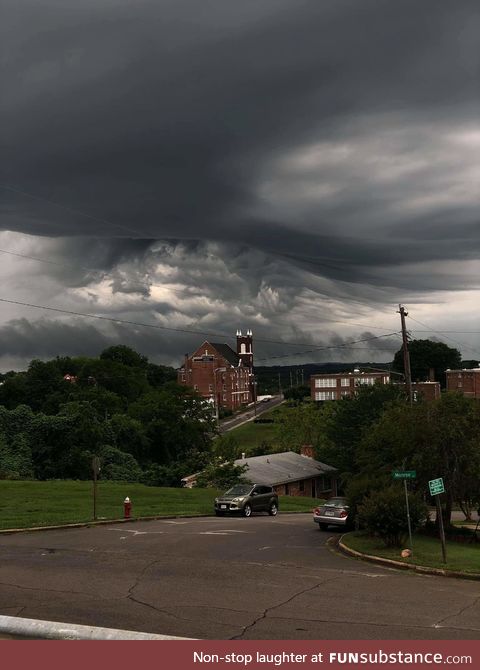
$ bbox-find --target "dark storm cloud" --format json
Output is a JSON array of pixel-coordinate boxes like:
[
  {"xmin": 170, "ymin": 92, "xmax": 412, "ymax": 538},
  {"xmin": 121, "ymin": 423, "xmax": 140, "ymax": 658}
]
[
  {"xmin": 1, "ymin": 0, "xmax": 479, "ymax": 370},
  {"xmin": 1, "ymin": 0, "xmax": 479, "ymax": 287}
]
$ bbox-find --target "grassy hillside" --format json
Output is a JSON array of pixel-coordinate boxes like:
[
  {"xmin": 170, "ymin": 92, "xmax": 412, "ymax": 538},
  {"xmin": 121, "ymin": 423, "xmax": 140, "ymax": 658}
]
[{"xmin": 0, "ymin": 480, "xmax": 319, "ymax": 530}]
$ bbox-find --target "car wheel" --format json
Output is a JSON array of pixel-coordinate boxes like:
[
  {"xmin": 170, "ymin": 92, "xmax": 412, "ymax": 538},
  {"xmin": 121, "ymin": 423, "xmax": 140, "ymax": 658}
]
[
  {"xmin": 268, "ymin": 502, "xmax": 278, "ymax": 516},
  {"xmin": 243, "ymin": 503, "xmax": 252, "ymax": 518},
  {"xmin": 319, "ymin": 523, "xmax": 329, "ymax": 531}
]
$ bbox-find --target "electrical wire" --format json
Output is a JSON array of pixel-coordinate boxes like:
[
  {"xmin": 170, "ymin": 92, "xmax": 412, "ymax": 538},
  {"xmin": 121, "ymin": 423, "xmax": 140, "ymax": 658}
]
[{"xmin": 0, "ymin": 296, "xmax": 401, "ymax": 355}]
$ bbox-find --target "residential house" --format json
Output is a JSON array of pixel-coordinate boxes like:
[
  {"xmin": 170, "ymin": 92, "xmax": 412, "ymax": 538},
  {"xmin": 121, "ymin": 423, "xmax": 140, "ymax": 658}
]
[{"xmin": 234, "ymin": 446, "xmax": 337, "ymax": 499}]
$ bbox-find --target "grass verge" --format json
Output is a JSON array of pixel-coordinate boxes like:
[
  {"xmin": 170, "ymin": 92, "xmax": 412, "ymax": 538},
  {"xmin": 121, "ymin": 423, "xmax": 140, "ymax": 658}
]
[
  {"xmin": 342, "ymin": 531, "xmax": 480, "ymax": 574},
  {"xmin": 0, "ymin": 480, "xmax": 319, "ymax": 530}
]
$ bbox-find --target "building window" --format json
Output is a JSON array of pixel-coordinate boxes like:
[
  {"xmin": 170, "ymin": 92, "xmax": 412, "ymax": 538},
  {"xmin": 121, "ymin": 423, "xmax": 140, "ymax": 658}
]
[
  {"xmin": 341, "ymin": 378, "xmax": 350, "ymax": 387},
  {"xmin": 223, "ymin": 384, "xmax": 227, "ymax": 391},
  {"xmin": 355, "ymin": 376, "xmax": 375, "ymax": 386},
  {"xmin": 314, "ymin": 391, "xmax": 336, "ymax": 401},
  {"xmin": 341, "ymin": 390, "xmax": 350, "ymax": 397},
  {"xmin": 223, "ymin": 395, "xmax": 226, "ymax": 401},
  {"xmin": 181, "ymin": 374, "xmax": 185, "ymax": 382},
  {"xmin": 209, "ymin": 384, "xmax": 213, "ymax": 391},
  {"xmin": 314, "ymin": 378, "xmax": 337, "ymax": 388},
  {"xmin": 194, "ymin": 385, "xmax": 198, "ymax": 391}
]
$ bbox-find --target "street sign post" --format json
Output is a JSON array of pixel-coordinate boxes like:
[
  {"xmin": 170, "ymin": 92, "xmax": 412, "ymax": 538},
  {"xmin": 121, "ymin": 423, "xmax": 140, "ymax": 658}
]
[
  {"xmin": 392, "ymin": 469, "xmax": 416, "ymax": 554},
  {"xmin": 92, "ymin": 456, "xmax": 101, "ymax": 521},
  {"xmin": 429, "ymin": 477, "xmax": 444, "ymax": 496},
  {"xmin": 429, "ymin": 477, "xmax": 447, "ymax": 564}
]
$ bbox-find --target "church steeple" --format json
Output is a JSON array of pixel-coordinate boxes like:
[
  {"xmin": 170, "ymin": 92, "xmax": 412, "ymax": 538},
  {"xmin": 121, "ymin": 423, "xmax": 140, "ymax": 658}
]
[{"xmin": 236, "ymin": 329, "xmax": 253, "ymax": 368}]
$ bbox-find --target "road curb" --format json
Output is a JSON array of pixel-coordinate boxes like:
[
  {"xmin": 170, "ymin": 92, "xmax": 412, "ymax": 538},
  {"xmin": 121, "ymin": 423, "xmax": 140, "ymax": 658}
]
[
  {"xmin": 0, "ymin": 513, "xmax": 211, "ymax": 535},
  {"xmin": 0, "ymin": 510, "xmax": 309, "ymax": 535},
  {"xmin": 336, "ymin": 535, "xmax": 480, "ymax": 581},
  {"xmin": 0, "ymin": 615, "xmax": 195, "ymax": 640}
]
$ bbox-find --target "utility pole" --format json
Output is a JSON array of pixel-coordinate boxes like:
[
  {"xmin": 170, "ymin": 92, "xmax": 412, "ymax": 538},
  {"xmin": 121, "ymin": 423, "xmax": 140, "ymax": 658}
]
[
  {"xmin": 301, "ymin": 369, "xmax": 304, "ymax": 386},
  {"xmin": 398, "ymin": 304, "xmax": 413, "ymax": 405},
  {"xmin": 278, "ymin": 373, "xmax": 282, "ymax": 396},
  {"xmin": 290, "ymin": 370, "xmax": 293, "ymax": 388}
]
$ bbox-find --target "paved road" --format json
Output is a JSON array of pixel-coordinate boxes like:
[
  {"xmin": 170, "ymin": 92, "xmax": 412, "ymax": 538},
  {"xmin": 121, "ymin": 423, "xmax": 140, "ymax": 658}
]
[
  {"xmin": 1, "ymin": 514, "xmax": 479, "ymax": 639},
  {"xmin": 219, "ymin": 396, "xmax": 284, "ymax": 434}
]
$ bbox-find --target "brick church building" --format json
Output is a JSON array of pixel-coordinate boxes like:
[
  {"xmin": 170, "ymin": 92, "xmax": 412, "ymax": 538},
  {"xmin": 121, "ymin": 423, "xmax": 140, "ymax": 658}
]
[{"xmin": 177, "ymin": 330, "xmax": 255, "ymax": 413}]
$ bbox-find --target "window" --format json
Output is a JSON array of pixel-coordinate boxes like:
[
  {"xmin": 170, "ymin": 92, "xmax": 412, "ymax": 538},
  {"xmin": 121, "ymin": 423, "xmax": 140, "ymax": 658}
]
[
  {"xmin": 355, "ymin": 376, "xmax": 375, "ymax": 386},
  {"xmin": 222, "ymin": 384, "xmax": 227, "ymax": 391},
  {"xmin": 341, "ymin": 390, "xmax": 350, "ymax": 397},
  {"xmin": 208, "ymin": 384, "xmax": 213, "ymax": 391},
  {"xmin": 314, "ymin": 378, "xmax": 337, "ymax": 388},
  {"xmin": 194, "ymin": 385, "xmax": 198, "ymax": 391},
  {"xmin": 315, "ymin": 391, "xmax": 336, "ymax": 401},
  {"xmin": 222, "ymin": 395, "xmax": 227, "ymax": 401},
  {"xmin": 341, "ymin": 378, "xmax": 350, "ymax": 387}
]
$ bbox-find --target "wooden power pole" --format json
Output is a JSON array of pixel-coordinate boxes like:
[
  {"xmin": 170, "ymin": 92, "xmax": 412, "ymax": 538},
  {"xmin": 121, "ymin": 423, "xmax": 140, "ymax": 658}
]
[{"xmin": 398, "ymin": 304, "xmax": 413, "ymax": 404}]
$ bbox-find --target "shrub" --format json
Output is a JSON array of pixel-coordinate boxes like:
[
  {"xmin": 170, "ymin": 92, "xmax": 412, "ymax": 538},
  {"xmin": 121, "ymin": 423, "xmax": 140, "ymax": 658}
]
[{"xmin": 358, "ymin": 487, "xmax": 428, "ymax": 547}]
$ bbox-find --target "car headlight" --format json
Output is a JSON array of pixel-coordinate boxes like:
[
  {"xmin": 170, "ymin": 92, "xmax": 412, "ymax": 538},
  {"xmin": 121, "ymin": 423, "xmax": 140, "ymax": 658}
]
[{"xmin": 232, "ymin": 497, "xmax": 245, "ymax": 503}]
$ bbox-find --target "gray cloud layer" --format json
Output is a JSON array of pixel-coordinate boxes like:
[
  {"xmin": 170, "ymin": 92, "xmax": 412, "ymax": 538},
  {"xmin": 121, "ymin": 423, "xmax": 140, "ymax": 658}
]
[{"xmin": 1, "ymin": 1, "xmax": 479, "ymax": 367}]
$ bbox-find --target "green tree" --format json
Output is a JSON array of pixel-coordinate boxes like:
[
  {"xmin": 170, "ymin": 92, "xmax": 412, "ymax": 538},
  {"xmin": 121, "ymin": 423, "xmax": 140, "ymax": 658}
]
[
  {"xmin": 100, "ymin": 345, "xmax": 148, "ymax": 369},
  {"xmin": 392, "ymin": 339, "xmax": 461, "ymax": 388}
]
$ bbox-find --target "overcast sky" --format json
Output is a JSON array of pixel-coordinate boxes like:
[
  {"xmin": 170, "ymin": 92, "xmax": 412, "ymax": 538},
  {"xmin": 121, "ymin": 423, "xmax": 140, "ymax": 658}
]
[{"xmin": 1, "ymin": 0, "xmax": 479, "ymax": 371}]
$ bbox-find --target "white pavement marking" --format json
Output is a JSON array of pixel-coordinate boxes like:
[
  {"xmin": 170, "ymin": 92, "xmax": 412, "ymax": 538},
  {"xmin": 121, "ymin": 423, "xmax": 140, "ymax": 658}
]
[
  {"xmin": 161, "ymin": 520, "xmax": 190, "ymax": 525},
  {"xmin": 258, "ymin": 547, "xmax": 272, "ymax": 551},
  {"xmin": 108, "ymin": 529, "xmax": 164, "ymax": 537}
]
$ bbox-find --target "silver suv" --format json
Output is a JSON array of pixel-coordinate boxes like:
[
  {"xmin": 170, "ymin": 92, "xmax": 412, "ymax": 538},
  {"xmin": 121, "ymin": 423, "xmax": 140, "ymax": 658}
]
[{"xmin": 214, "ymin": 483, "xmax": 279, "ymax": 517}]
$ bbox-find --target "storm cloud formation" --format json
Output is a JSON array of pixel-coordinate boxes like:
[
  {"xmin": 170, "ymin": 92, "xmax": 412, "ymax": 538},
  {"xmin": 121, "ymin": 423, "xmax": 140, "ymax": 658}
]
[{"xmin": 1, "ymin": 1, "xmax": 479, "ymax": 368}]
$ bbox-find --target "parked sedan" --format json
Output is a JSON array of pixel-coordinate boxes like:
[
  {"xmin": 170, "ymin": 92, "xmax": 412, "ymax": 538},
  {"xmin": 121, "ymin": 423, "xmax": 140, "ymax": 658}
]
[
  {"xmin": 313, "ymin": 497, "xmax": 351, "ymax": 530},
  {"xmin": 214, "ymin": 483, "xmax": 279, "ymax": 517}
]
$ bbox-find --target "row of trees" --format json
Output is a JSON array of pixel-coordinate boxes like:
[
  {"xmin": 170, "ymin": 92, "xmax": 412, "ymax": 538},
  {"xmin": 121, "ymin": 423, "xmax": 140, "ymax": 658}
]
[
  {"xmin": 0, "ymin": 346, "xmax": 216, "ymax": 484},
  {"xmin": 270, "ymin": 385, "xmax": 480, "ymax": 528}
]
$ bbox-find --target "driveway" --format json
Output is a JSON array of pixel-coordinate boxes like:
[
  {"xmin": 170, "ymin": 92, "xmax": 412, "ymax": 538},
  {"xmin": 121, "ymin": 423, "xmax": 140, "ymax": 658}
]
[{"xmin": 1, "ymin": 514, "xmax": 479, "ymax": 639}]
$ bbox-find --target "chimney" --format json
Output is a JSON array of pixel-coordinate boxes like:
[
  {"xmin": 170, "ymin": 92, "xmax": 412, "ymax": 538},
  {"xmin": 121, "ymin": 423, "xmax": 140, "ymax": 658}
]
[{"xmin": 300, "ymin": 445, "xmax": 315, "ymax": 459}]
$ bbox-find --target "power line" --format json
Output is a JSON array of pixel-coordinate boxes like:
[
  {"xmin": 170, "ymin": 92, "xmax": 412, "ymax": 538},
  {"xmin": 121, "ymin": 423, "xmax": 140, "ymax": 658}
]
[
  {"xmin": 255, "ymin": 331, "xmax": 401, "ymax": 362},
  {"xmin": 407, "ymin": 315, "xmax": 480, "ymax": 359},
  {"xmin": 0, "ymin": 296, "xmax": 401, "ymax": 353},
  {"xmin": 0, "ymin": 247, "xmax": 400, "ymax": 332},
  {"xmin": 0, "ymin": 183, "xmax": 145, "ymax": 239}
]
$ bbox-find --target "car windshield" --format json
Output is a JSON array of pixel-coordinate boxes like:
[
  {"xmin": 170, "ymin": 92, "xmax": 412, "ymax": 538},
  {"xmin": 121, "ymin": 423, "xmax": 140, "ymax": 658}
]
[
  {"xmin": 225, "ymin": 485, "xmax": 252, "ymax": 496},
  {"xmin": 324, "ymin": 498, "xmax": 348, "ymax": 508}
]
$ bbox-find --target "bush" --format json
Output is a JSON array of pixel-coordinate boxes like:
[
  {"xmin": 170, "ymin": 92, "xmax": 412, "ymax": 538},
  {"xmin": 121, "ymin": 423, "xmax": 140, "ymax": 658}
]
[
  {"xmin": 358, "ymin": 487, "xmax": 428, "ymax": 547},
  {"xmin": 100, "ymin": 446, "xmax": 142, "ymax": 482}
]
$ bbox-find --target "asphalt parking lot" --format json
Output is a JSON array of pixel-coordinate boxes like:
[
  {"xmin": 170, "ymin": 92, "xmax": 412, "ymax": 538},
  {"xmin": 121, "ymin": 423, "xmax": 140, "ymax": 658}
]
[{"xmin": 1, "ymin": 513, "xmax": 480, "ymax": 639}]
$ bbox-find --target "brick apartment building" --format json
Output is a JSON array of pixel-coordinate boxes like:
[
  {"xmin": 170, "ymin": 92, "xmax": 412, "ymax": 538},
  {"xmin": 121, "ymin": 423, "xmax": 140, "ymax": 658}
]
[
  {"xmin": 310, "ymin": 369, "xmax": 441, "ymax": 402},
  {"xmin": 310, "ymin": 369, "xmax": 390, "ymax": 401},
  {"xmin": 410, "ymin": 381, "xmax": 441, "ymax": 402},
  {"xmin": 177, "ymin": 330, "xmax": 254, "ymax": 412},
  {"xmin": 446, "ymin": 367, "xmax": 480, "ymax": 398}
]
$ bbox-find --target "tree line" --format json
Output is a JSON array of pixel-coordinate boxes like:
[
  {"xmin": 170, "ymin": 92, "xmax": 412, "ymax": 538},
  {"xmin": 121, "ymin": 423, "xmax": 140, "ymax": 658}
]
[{"xmin": 0, "ymin": 345, "xmax": 216, "ymax": 484}]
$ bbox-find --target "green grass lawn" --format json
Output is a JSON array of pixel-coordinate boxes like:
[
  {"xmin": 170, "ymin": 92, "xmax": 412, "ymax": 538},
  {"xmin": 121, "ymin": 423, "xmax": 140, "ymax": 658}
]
[
  {"xmin": 228, "ymin": 420, "xmax": 280, "ymax": 452},
  {"xmin": 0, "ymin": 480, "xmax": 319, "ymax": 530},
  {"xmin": 343, "ymin": 531, "xmax": 480, "ymax": 574}
]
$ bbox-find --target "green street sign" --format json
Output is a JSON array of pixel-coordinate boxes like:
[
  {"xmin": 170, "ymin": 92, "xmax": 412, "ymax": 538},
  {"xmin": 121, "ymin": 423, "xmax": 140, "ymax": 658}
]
[
  {"xmin": 429, "ymin": 477, "xmax": 445, "ymax": 496},
  {"xmin": 392, "ymin": 470, "xmax": 416, "ymax": 480}
]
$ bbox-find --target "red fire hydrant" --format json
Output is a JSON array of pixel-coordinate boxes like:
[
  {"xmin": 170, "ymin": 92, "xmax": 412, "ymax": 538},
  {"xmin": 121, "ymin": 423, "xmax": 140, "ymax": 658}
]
[{"xmin": 124, "ymin": 496, "xmax": 132, "ymax": 519}]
